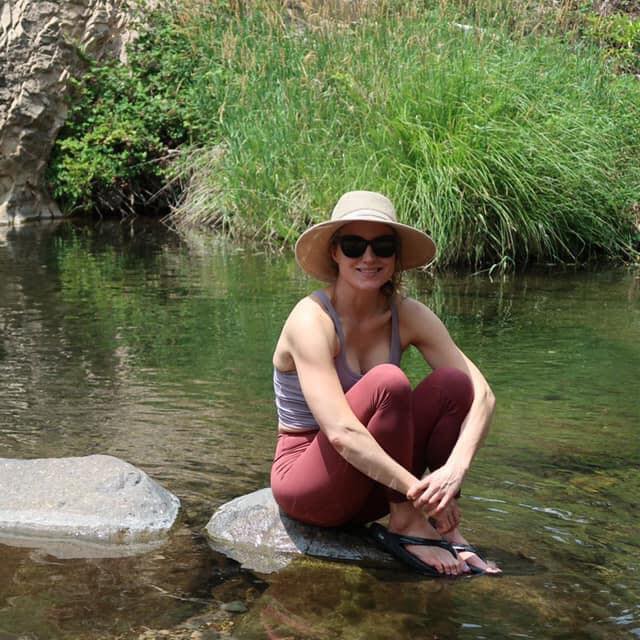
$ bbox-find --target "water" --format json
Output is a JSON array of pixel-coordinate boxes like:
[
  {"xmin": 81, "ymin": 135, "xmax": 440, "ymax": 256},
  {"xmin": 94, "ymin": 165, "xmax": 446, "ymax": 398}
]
[{"xmin": 0, "ymin": 220, "xmax": 638, "ymax": 639}]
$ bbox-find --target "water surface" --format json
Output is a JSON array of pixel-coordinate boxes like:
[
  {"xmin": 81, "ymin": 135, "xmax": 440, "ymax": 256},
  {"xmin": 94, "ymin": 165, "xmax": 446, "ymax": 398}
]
[{"xmin": 0, "ymin": 221, "xmax": 638, "ymax": 639}]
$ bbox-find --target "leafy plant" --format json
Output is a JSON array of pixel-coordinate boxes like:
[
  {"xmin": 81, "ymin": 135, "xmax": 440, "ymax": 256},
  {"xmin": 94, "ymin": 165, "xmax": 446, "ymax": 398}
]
[
  {"xmin": 48, "ymin": 9, "xmax": 210, "ymax": 215},
  {"xmin": 584, "ymin": 11, "xmax": 640, "ymax": 73}
]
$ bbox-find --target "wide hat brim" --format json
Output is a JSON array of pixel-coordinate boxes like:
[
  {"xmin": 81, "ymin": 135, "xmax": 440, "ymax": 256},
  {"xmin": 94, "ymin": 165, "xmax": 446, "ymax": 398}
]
[{"xmin": 295, "ymin": 210, "xmax": 436, "ymax": 282}]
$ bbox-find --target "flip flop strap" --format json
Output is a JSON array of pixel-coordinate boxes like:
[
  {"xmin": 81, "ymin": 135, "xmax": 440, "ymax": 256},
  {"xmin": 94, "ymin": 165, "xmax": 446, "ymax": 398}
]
[
  {"xmin": 452, "ymin": 543, "xmax": 478, "ymax": 555},
  {"xmin": 394, "ymin": 534, "xmax": 458, "ymax": 558}
]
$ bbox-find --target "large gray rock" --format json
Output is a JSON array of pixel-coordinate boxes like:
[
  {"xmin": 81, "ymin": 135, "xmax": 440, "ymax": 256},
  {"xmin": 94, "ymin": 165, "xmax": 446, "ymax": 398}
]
[
  {"xmin": 0, "ymin": 0, "xmax": 135, "ymax": 225},
  {"xmin": 0, "ymin": 454, "xmax": 180, "ymax": 556},
  {"xmin": 205, "ymin": 488, "xmax": 393, "ymax": 573}
]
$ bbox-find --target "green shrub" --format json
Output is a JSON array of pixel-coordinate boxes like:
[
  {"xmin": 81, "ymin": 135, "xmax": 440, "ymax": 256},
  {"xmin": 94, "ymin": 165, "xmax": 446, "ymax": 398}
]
[
  {"xmin": 47, "ymin": 9, "xmax": 205, "ymax": 215},
  {"xmin": 584, "ymin": 11, "xmax": 640, "ymax": 74}
]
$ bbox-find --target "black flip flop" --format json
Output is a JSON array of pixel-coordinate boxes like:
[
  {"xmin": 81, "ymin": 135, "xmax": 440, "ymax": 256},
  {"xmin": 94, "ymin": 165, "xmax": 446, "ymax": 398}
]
[{"xmin": 368, "ymin": 522, "xmax": 458, "ymax": 577}]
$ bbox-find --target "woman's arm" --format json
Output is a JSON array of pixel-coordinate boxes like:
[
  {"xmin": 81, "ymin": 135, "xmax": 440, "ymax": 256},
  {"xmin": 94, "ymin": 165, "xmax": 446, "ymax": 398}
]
[
  {"xmin": 279, "ymin": 296, "xmax": 419, "ymax": 496},
  {"xmin": 399, "ymin": 298, "xmax": 496, "ymax": 516}
]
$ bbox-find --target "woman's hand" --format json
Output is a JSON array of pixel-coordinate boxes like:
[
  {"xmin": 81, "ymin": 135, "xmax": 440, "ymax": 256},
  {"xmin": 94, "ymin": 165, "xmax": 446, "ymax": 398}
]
[
  {"xmin": 406, "ymin": 463, "xmax": 466, "ymax": 518},
  {"xmin": 432, "ymin": 500, "xmax": 461, "ymax": 534}
]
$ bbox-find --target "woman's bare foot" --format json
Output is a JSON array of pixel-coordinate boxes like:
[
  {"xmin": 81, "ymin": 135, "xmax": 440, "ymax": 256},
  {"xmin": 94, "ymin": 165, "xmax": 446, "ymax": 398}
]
[
  {"xmin": 388, "ymin": 502, "xmax": 469, "ymax": 576},
  {"xmin": 442, "ymin": 527, "xmax": 502, "ymax": 575}
]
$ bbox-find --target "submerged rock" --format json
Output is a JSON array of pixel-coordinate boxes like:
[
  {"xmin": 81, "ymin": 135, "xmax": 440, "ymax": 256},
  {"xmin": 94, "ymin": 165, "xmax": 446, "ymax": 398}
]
[
  {"xmin": 0, "ymin": 454, "xmax": 180, "ymax": 556},
  {"xmin": 205, "ymin": 488, "xmax": 392, "ymax": 573}
]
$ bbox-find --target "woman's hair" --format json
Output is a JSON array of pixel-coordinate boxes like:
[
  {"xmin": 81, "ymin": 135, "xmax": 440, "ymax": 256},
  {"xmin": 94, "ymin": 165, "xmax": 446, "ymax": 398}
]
[
  {"xmin": 381, "ymin": 262, "xmax": 404, "ymax": 299},
  {"xmin": 329, "ymin": 231, "xmax": 403, "ymax": 298}
]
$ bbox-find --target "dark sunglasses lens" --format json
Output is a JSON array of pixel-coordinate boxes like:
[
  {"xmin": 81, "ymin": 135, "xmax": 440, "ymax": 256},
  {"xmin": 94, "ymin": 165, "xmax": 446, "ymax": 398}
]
[
  {"xmin": 339, "ymin": 236, "xmax": 368, "ymax": 258},
  {"xmin": 339, "ymin": 235, "xmax": 396, "ymax": 258},
  {"xmin": 371, "ymin": 236, "xmax": 396, "ymax": 257}
]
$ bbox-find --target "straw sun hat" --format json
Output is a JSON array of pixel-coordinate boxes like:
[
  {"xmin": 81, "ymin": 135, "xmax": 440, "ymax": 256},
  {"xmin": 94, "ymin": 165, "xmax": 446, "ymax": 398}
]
[{"xmin": 295, "ymin": 191, "xmax": 436, "ymax": 282}]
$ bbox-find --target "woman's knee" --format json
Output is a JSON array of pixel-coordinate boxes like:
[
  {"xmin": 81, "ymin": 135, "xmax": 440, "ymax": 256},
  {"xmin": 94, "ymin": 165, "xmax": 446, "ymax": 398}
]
[
  {"xmin": 426, "ymin": 367, "xmax": 474, "ymax": 409},
  {"xmin": 365, "ymin": 364, "xmax": 412, "ymax": 404}
]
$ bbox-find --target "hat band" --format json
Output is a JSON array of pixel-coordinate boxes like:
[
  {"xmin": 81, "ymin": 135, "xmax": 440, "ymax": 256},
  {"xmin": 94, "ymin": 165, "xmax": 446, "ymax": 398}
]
[{"xmin": 333, "ymin": 209, "xmax": 397, "ymax": 224}]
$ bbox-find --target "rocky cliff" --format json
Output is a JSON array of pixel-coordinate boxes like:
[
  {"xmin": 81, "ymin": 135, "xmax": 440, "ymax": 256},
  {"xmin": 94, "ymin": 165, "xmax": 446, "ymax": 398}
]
[{"xmin": 0, "ymin": 0, "xmax": 133, "ymax": 225}]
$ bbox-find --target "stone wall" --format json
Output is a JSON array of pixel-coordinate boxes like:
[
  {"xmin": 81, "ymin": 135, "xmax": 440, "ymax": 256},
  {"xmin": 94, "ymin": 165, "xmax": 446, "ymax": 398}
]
[{"xmin": 0, "ymin": 0, "xmax": 133, "ymax": 225}]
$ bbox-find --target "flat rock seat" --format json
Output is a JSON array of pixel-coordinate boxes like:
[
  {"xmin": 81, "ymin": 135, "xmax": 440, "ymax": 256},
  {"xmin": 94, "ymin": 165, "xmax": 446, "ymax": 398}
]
[
  {"xmin": 205, "ymin": 488, "xmax": 393, "ymax": 573},
  {"xmin": 0, "ymin": 454, "xmax": 180, "ymax": 557}
]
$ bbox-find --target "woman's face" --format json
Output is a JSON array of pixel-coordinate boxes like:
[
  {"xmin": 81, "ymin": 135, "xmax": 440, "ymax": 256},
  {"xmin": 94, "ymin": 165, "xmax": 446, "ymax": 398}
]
[{"xmin": 331, "ymin": 221, "xmax": 397, "ymax": 292}]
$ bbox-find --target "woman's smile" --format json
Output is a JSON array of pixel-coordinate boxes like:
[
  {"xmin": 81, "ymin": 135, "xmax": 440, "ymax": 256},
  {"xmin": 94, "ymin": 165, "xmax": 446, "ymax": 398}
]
[{"xmin": 355, "ymin": 265, "xmax": 384, "ymax": 276}]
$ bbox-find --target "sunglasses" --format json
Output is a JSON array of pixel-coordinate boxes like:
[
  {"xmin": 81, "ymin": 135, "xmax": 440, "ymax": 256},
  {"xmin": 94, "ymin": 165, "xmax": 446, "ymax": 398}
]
[{"xmin": 337, "ymin": 234, "xmax": 397, "ymax": 259}]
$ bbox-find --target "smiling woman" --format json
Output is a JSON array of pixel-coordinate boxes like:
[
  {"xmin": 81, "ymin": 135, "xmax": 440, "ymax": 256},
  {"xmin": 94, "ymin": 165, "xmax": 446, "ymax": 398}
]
[{"xmin": 270, "ymin": 191, "xmax": 501, "ymax": 577}]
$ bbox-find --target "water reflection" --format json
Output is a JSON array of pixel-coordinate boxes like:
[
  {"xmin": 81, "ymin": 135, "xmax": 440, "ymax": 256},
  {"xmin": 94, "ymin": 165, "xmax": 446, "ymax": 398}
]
[
  {"xmin": 0, "ymin": 220, "xmax": 638, "ymax": 639},
  {"xmin": 0, "ymin": 520, "xmax": 220, "ymax": 632}
]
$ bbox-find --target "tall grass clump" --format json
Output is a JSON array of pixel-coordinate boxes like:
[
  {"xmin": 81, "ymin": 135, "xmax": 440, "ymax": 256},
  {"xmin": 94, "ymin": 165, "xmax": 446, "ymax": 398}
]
[{"xmin": 169, "ymin": 1, "xmax": 640, "ymax": 268}]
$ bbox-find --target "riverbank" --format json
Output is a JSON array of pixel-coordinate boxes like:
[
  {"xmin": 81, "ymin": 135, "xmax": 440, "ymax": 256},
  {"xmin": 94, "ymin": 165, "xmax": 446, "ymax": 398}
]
[{"xmin": 47, "ymin": 1, "xmax": 640, "ymax": 269}]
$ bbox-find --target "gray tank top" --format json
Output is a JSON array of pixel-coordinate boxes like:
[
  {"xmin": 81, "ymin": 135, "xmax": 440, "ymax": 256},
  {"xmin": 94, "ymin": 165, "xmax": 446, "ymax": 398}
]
[{"xmin": 273, "ymin": 290, "xmax": 402, "ymax": 430}]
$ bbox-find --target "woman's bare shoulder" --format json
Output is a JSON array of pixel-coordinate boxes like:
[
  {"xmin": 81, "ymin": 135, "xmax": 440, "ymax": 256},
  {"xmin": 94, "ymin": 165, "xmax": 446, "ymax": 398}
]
[
  {"xmin": 286, "ymin": 292, "xmax": 332, "ymax": 328},
  {"xmin": 396, "ymin": 295, "xmax": 447, "ymax": 345},
  {"xmin": 277, "ymin": 292, "xmax": 335, "ymax": 354},
  {"xmin": 396, "ymin": 295, "xmax": 436, "ymax": 319}
]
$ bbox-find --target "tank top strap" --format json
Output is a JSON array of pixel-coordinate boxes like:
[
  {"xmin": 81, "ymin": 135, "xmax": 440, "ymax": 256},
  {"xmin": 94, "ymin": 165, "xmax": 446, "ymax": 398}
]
[{"xmin": 312, "ymin": 290, "xmax": 346, "ymax": 347}]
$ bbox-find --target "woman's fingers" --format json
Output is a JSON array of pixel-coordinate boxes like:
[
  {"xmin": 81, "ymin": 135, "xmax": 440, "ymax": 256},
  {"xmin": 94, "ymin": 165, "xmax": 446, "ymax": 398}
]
[
  {"xmin": 416, "ymin": 486, "xmax": 450, "ymax": 514},
  {"xmin": 406, "ymin": 477, "xmax": 430, "ymax": 500},
  {"xmin": 441, "ymin": 508, "xmax": 458, "ymax": 533},
  {"xmin": 430, "ymin": 500, "xmax": 461, "ymax": 534},
  {"xmin": 433, "ymin": 492, "xmax": 454, "ymax": 517},
  {"xmin": 410, "ymin": 466, "xmax": 462, "ymax": 511},
  {"xmin": 451, "ymin": 506, "xmax": 461, "ymax": 529},
  {"xmin": 410, "ymin": 479, "xmax": 443, "ymax": 510},
  {"xmin": 412, "ymin": 491, "xmax": 439, "ymax": 514}
]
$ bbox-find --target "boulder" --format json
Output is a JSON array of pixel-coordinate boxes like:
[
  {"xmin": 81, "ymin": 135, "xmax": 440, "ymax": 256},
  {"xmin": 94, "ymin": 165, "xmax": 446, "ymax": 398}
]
[
  {"xmin": 0, "ymin": 454, "xmax": 180, "ymax": 556},
  {"xmin": 205, "ymin": 488, "xmax": 393, "ymax": 573},
  {"xmin": 0, "ymin": 0, "xmax": 135, "ymax": 225}
]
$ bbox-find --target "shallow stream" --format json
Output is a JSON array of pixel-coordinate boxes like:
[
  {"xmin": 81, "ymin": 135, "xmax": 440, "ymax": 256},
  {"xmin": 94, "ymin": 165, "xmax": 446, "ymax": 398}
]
[{"xmin": 0, "ymin": 220, "xmax": 638, "ymax": 639}]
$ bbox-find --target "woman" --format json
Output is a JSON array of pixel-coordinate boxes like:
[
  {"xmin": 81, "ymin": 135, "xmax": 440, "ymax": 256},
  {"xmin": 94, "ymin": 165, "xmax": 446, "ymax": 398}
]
[{"xmin": 271, "ymin": 191, "xmax": 500, "ymax": 576}]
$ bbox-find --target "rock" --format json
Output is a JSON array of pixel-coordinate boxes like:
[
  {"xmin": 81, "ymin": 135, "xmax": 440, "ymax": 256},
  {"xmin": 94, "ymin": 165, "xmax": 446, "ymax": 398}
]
[
  {"xmin": 0, "ymin": 1, "xmax": 137, "ymax": 225},
  {"xmin": 205, "ymin": 488, "xmax": 393, "ymax": 573},
  {"xmin": 220, "ymin": 601, "xmax": 248, "ymax": 614},
  {"xmin": 0, "ymin": 454, "xmax": 180, "ymax": 556}
]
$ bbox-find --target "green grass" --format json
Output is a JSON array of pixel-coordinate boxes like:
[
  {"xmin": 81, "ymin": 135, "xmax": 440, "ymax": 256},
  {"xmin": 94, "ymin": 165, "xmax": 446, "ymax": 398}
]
[{"xmin": 49, "ymin": 1, "xmax": 640, "ymax": 269}]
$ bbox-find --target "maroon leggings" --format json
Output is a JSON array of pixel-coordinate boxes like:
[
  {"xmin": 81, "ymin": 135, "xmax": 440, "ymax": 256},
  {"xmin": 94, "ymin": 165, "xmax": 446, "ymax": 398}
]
[{"xmin": 270, "ymin": 364, "xmax": 473, "ymax": 527}]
